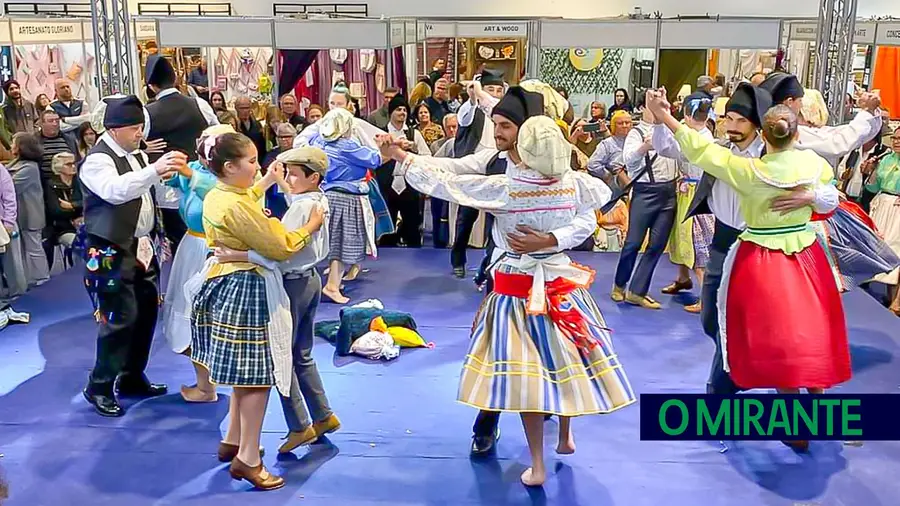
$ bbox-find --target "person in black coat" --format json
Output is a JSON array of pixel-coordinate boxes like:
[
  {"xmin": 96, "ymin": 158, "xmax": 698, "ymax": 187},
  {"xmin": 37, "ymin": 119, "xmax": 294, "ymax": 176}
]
[{"xmin": 43, "ymin": 151, "xmax": 83, "ymax": 264}]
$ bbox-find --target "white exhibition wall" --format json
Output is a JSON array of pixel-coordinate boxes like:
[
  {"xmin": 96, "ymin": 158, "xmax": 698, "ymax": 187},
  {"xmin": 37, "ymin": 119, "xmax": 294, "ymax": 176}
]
[{"xmin": 3, "ymin": 0, "xmax": 895, "ymax": 19}]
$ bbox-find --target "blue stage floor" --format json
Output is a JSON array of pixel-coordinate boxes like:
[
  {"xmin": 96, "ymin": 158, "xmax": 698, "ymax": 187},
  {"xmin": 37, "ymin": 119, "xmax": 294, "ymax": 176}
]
[{"xmin": 0, "ymin": 248, "xmax": 898, "ymax": 505}]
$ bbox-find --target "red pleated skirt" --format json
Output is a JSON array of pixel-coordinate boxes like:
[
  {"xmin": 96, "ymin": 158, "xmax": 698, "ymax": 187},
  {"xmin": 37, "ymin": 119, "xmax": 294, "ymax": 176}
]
[{"xmin": 723, "ymin": 240, "xmax": 851, "ymax": 389}]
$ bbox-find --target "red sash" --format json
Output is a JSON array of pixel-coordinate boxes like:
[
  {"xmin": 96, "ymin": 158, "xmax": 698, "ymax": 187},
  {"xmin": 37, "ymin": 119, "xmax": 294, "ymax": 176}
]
[{"xmin": 493, "ymin": 271, "xmax": 601, "ymax": 354}]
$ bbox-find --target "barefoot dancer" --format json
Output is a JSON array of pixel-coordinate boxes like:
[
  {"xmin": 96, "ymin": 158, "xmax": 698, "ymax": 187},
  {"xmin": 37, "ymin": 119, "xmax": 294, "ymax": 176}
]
[
  {"xmin": 647, "ymin": 90, "xmax": 851, "ymax": 452},
  {"xmin": 385, "ymin": 116, "xmax": 636, "ymax": 486},
  {"xmin": 307, "ymin": 108, "xmax": 382, "ymax": 304},
  {"xmin": 161, "ymin": 124, "xmax": 235, "ymax": 402},
  {"xmin": 187, "ymin": 132, "xmax": 325, "ymax": 490}
]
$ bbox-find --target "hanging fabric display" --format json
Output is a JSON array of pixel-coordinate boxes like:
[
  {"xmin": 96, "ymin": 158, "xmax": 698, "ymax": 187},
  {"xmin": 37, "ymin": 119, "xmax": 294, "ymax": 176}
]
[{"xmin": 360, "ymin": 49, "xmax": 377, "ymax": 73}]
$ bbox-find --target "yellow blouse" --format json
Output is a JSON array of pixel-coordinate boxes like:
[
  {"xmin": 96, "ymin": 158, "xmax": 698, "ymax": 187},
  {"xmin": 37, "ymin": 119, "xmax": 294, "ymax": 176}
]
[
  {"xmin": 674, "ymin": 125, "xmax": 834, "ymax": 254},
  {"xmin": 202, "ymin": 180, "xmax": 311, "ymax": 279}
]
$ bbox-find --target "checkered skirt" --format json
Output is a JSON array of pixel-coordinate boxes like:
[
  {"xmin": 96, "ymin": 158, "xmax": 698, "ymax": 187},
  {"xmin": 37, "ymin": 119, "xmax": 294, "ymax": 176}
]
[
  {"xmin": 458, "ymin": 263, "xmax": 637, "ymax": 416},
  {"xmin": 326, "ymin": 189, "xmax": 367, "ymax": 265},
  {"xmin": 190, "ymin": 270, "xmax": 275, "ymax": 387}
]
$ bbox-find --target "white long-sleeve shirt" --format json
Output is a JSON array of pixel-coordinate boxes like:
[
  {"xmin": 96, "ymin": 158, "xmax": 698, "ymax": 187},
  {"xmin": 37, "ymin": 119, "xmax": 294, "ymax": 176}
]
[
  {"xmin": 650, "ymin": 125, "xmax": 840, "ymax": 230},
  {"xmin": 398, "ymin": 151, "xmax": 596, "ymax": 251},
  {"xmin": 456, "ymin": 93, "xmax": 499, "ymax": 154},
  {"xmin": 249, "ymin": 192, "xmax": 329, "ymax": 275},
  {"xmin": 80, "ymin": 134, "xmax": 160, "ymax": 237},
  {"xmin": 623, "ymin": 121, "xmax": 679, "ymax": 183},
  {"xmin": 796, "ymin": 110, "xmax": 882, "ymax": 168}
]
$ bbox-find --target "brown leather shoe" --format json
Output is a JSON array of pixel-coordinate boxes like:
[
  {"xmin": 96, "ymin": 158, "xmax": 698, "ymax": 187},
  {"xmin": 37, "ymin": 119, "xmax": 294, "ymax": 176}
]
[
  {"xmin": 781, "ymin": 440, "xmax": 810, "ymax": 452},
  {"xmin": 217, "ymin": 442, "xmax": 265, "ymax": 463},
  {"xmin": 662, "ymin": 279, "xmax": 693, "ymax": 294},
  {"xmin": 229, "ymin": 458, "xmax": 285, "ymax": 491},
  {"xmin": 278, "ymin": 426, "xmax": 318, "ymax": 454},
  {"xmin": 313, "ymin": 414, "xmax": 341, "ymax": 438}
]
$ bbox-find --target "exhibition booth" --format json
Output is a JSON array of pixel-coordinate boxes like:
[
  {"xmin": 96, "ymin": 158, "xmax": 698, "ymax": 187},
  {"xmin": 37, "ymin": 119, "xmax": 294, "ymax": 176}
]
[{"xmin": 0, "ymin": 16, "xmax": 98, "ymax": 106}]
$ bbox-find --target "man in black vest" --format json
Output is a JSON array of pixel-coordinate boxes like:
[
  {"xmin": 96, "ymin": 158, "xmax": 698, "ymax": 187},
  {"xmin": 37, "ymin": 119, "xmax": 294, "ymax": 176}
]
[
  {"xmin": 450, "ymin": 68, "xmax": 506, "ymax": 278},
  {"xmin": 144, "ymin": 55, "xmax": 215, "ymax": 252},
  {"xmin": 80, "ymin": 96, "xmax": 187, "ymax": 417},
  {"xmin": 376, "ymin": 94, "xmax": 431, "ymax": 247}
]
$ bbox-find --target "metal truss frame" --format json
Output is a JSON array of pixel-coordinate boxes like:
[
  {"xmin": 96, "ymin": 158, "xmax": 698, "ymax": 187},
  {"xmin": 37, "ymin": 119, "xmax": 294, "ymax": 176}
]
[
  {"xmin": 91, "ymin": 0, "xmax": 135, "ymax": 96},
  {"xmin": 813, "ymin": 0, "xmax": 858, "ymax": 124}
]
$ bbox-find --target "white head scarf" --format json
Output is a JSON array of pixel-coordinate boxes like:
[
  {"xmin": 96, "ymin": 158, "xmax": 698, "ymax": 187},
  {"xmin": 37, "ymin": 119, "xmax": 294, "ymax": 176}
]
[
  {"xmin": 519, "ymin": 79, "xmax": 570, "ymax": 122},
  {"xmin": 517, "ymin": 116, "xmax": 572, "ymax": 179},
  {"xmin": 319, "ymin": 107, "xmax": 355, "ymax": 141}
]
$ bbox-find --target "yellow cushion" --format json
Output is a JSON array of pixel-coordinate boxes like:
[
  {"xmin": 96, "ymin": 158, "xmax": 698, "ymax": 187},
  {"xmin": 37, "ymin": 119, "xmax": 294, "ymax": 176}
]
[{"xmin": 387, "ymin": 326, "xmax": 428, "ymax": 348}]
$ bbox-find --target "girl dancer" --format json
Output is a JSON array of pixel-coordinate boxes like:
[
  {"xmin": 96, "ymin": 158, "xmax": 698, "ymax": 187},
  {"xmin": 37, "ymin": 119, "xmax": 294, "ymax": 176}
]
[
  {"xmin": 295, "ymin": 84, "xmax": 393, "ymax": 278},
  {"xmin": 162, "ymin": 123, "xmax": 235, "ymax": 402},
  {"xmin": 215, "ymin": 147, "xmax": 340, "ymax": 454},
  {"xmin": 646, "ymin": 90, "xmax": 850, "ymax": 451},
  {"xmin": 384, "ymin": 116, "xmax": 636, "ymax": 486},
  {"xmin": 188, "ymin": 132, "xmax": 324, "ymax": 490}
]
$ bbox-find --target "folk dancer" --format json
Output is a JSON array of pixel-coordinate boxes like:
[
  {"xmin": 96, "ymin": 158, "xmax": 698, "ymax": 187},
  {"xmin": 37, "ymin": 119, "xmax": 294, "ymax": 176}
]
[
  {"xmin": 81, "ymin": 96, "xmax": 185, "ymax": 417},
  {"xmin": 386, "ymin": 115, "xmax": 634, "ymax": 486},
  {"xmin": 610, "ymin": 92, "xmax": 680, "ymax": 310},
  {"xmin": 647, "ymin": 89, "xmax": 851, "ymax": 452}
]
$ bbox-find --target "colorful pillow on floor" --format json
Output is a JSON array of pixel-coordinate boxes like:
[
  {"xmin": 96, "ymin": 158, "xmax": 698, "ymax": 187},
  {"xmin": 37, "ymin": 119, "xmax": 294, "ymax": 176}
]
[
  {"xmin": 318, "ymin": 308, "xmax": 418, "ymax": 355},
  {"xmin": 387, "ymin": 326, "xmax": 434, "ymax": 349}
]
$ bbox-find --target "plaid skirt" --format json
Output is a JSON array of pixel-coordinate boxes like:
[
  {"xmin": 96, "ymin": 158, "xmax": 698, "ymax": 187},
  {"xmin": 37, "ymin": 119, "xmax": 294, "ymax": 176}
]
[
  {"xmin": 326, "ymin": 189, "xmax": 367, "ymax": 265},
  {"xmin": 190, "ymin": 270, "xmax": 275, "ymax": 387},
  {"xmin": 458, "ymin": 264, "xmax": 637, "ymax": 416}
]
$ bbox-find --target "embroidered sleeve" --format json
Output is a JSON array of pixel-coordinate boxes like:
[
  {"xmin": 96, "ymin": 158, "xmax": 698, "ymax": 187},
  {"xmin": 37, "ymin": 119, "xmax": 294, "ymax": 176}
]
[{"xmin": 404, "ymin": 156, "xmax": 509, "ymax": 210}]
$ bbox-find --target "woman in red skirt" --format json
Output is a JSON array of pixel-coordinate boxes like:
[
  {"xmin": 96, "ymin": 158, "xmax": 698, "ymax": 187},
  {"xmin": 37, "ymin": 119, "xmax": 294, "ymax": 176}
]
[{"xmin": 645, "ymin": 90, "xmax": 851, "ymax": 450}]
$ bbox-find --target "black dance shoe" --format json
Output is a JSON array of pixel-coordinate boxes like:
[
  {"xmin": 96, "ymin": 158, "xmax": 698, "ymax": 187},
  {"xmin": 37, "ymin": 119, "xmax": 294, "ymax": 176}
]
[
  {"xmin": 83, "ymin": 387, "xmax": 124, "ymax": 417},
  {"xmin": 117, "ymin": 376, "xmax": 168, "ymax": 398},
  {"xmin": 470, "ymin": 427, "xmax": 500, "ymax": 457}
]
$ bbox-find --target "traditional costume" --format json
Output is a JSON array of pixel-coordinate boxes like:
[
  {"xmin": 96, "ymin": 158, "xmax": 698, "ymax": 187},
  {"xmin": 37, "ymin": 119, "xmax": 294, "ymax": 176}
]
[
  {"xmin": 450, "ymin": 68, "xmax": 505, "ymax": 277},
  {"xmin": 866, "ymin": 150, "xmax": 900, "ymax": 283},
  {"xmin": 81, "ymin": 96, "xmax": 169, "ymax": 417},
  {"xmin": 143, "ymin": 55, "xmax": 217, "ymax": 253},
  {"xmin": 395, "ymin": 90, "xmax": 610, "ymax": 454},
  {"xmin": 244, "ymin": 147, "xmax": 341, "ymax": 452},
  {"xmin": 309, "ymin": 108, "xmax": 382, "ymax": 267},
  {"xmin": 187, "ymin": 178, "xmax": 309, "ymax": 397},
  {"xmin": 760, "ymin": 73, "xmax": 899, "ymax": 290},
  {"xmin": 612, "ymin": 100, "xmax": 680, "ymax": 308},
  {"xmin": 294, "ymin": 92, "xmax": 393, "ymax": 257},
  {"xmin": 673, "ymin": 124, "xmax": 850, "ymax": 389},
  {"xmin": 655, "ymin": 93, "xmax": 715, "ymax": 285},
  {"xmin": 678, "ymin": 83, "xmax": 840, "ymax": 393},
  {"xmin": 161, "ymin": 125, "xmax": 232, "ymax": 355},
  {"xmin": 400, "ymin": 115, "xmax": 635, "ymax": 415}
]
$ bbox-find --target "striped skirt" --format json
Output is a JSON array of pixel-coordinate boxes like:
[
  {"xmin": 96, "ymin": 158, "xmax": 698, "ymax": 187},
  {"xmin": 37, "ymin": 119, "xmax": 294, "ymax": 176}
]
[
  {"xmin": 458, "ymin": 264, "xmax": 636, "ymax": 416},
  {"xmin": 189, "ymin": 270, "xmax": 275, "ymax": 388},
  {"xmin": 326, "ymin": 190, "xmax": 367, "ymax": 265}
]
